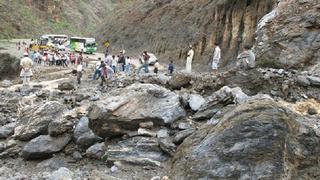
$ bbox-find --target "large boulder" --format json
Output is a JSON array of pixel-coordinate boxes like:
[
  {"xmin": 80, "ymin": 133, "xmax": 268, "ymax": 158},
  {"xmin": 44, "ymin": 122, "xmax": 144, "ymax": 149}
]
[
  {"xmin": 171, "ymin": 99, "xmax": 320, "ymax": 179},
  {"xmin": 22, "ymin": 135, "xmax": 71, "ymax": 160},
  {"xmin": 48, "ymin": 110, "xmax": 78, "ymax": 136},
  {"xmin": 255, "ymin": 0, "xmax": 320, "ymax": 69},
  {"xmin": 193, "ymin": 86, "xmax": 248, "ymax": 121},
  {"xmin": 168, "ymin": 72, "xmax": 192, "ymax": 90},
  {"xmin": 88, "ymin": 83, "xmax": 186, "ymax": 138},
  {"xmin": 58, "ymin": 82, "xmax": 75, "ymax": 91},
  {"xmin": 14, "ymin": 101, "xmax": 66, "ymax": 141}
]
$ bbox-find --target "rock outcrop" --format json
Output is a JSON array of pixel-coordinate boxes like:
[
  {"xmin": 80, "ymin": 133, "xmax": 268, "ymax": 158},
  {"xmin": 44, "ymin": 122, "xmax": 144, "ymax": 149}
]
[
  {"xmin": 171, "ymin": 98, "xmax": 320, "ymax": 179},
  {"xmin": 256, "ymin": 0, "xmax": 320, "ymax": 70},
  {"xmin": 88, "ymin": 83, "xmax": 186, "ymax": 138}
]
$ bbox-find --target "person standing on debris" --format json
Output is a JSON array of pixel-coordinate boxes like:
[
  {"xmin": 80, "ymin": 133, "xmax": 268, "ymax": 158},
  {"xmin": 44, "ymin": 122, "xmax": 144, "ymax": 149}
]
[
  {"xmin": 111, "ymin": 55, "xmax": 117, "ymax": 74},
  {"xmin": 186, "ymin": 45, "xmax": 194, "ymax": 72},
  {"xmin": 100, "ymin": 63, "xmax": 108, "ymax": 87},
  {"xmin": 76, "ymin": 63, "xmax": 83, "ymax": 85},
  {"xmin": 237, "ymin": 45, "xmax": 256, "ymax": 70},
  {"xmin": 20, "ymin": 52, "xmax": 33, "ymax": 90},
  {"xmin": 125, "ymin": 56, "xmax": 131, "ymax": 74},
  {"xmin": 211, "ymin": 42, "xmax": 221, "ymax": 75},
  {"xmin": 154, "ymin": 60, "xmax": 160, "ymax": 74},
  {"xmin": 168, "ymin": 60, "xmax": 175, "ymax": 76},
  {"xmin": 118, "ymin": 51, "xmax": 126, "ymax": 72},
  {"xmin": 93, "ymin": 58, "xmax": 104, "ymax": 80},
  {"xmin": 137, "ymin": 51, "xmax": 150, "ymax": 77}
]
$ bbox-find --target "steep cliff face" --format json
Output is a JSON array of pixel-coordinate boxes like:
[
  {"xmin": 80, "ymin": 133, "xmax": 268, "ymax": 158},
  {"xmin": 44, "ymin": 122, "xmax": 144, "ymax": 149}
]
[
  {"xmin": 97, "ymin": 0, "xmax": 275, "ymax": 67},
  {"xmin": 255, "ymin": 0, "xmax": 320, "ymax": 71},
  {"xmin": 0, "ymin": 0, "xmax": 116, "ymax": 38}
]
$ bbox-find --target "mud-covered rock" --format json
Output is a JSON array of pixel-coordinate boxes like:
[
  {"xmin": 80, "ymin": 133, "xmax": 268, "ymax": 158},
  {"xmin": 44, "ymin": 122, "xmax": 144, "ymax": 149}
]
[
  {"xmin": 85, "ymin": 142, "xmax": 106, "ymax": 160},
  {"xmin": 0, "ymin": 122, "xmax": 16, "ymax": 139}
]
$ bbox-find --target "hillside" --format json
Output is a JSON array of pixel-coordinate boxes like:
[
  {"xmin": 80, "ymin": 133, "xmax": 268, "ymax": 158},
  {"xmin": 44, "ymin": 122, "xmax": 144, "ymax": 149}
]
[
  {"xmin": 97, "ymin": 0, "xmax": 276, "ymax": 66},
  {"xmin": 0, "ymin": 0, "xmax": 116, "ymax": 39}
]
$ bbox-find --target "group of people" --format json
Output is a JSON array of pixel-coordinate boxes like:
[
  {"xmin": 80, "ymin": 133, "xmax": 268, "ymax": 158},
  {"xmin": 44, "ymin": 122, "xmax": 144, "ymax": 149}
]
[
  {"xmin": 185, "ymin": 43, "xmax": 256, "ymax": 75},
  {"xmin": 18, "ymin": 38, "xmax": 256, "ymax": 93},
  {"xmin": 31, "ymin": 48, "xmax": 87, "ymax": 68}
]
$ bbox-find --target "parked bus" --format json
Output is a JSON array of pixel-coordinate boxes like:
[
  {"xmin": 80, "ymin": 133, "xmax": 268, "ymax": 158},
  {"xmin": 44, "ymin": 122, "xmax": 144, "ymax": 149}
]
[
  {"xmin": 31, "ymin": 34, "xmax": 68, "ymax": 51},
  {"xmin": 69, "ymin": 37, "xmax": 97, "ymax": 54}
]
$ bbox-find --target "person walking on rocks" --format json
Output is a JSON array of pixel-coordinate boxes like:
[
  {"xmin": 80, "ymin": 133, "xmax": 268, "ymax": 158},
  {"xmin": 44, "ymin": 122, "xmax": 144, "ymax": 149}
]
[
  {"xmin": 211, "ymin": 42, "xmax": 221, "ymax": 75},
  {"xmin": 237, "ymin": 45, "xmax": 256, "ymax": 70},
  {"xmin": 168, "ymin": 60, "xmax": 175, "ymax": 76},
  {"xmin": 93, "ymin": 58, "xmax": 103, "ymax": 80},
  {"xmin": 137, "ymin": 51, "xmax": 150, "ymax": 77},
  {"xmin": 20, "ymin": 52, "xmax": 33, "ymax": 91},
  {"xmin": 186, "ymin": 45, "xmax": 194, "ymax": 72},
  {"xmin": 100, "ymin": 63, "xmax": 108, "ymax": 87},
  {"xmin": 76, "ymin": 63, "xmax": 83, "ymax": 85}
]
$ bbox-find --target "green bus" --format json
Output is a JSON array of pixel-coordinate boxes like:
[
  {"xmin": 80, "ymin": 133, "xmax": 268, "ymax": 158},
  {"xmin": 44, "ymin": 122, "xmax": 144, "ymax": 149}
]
[{"xmin": 69, "ymin": 37, "xmax": 97, "ymax": 54}]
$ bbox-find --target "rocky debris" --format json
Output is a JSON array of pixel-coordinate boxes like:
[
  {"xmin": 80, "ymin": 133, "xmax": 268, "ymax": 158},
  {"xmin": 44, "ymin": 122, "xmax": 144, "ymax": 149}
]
[
  {"xmin": 58, "ymin": 82, "xmax": 75, "ymax": 91},
  {"xmin": 306, "ymin": 76, "xmax": 320, "ymax": 86},
  {"xmin": 137, "ymin": 128, "xmax": 157, "ymax": 137},
  {"xmin": 177, "ymin": 122, "xmax": 192, "ymax": 130},
  {"xmin": 86, "ymin": 142, "xmax": 106, "ymax": 160},
  {"xmin": 1, "ymin": 80, "xmax": 12, "ymax": 87},
  {"xmin": 14, "ymin": 101, "xmax": 66, "ymax": 141},
  {"xmin": 106, "ymin": 137, "xmax": 168, "ymax": 166},
  {"xmin": 173, "ymin": 129, "xmax": 195, "ymax": 144},
  {"xmin": 0, "ymin": 122, "xmax": 16, "ymax": 139},
  {"xmin": 0, "ymin": 139, "xmax": 21, "ymax": 158},
  {"xmin": 168, "ymin": 72, "xmax": 192, "ymax": 90},
  {"xmin": 307, "ymin": 107, "xmax": 318, "ymax": 115},
  {"xmin": 157, "ymin": 129, "xmax": 169, "ymax": 139},
  {"xmin": 89, "ymin": 83, "xmax": 186, "ymax": 138},
  {"xmin": 22, "ymin": 135, "xmax": 71, "ymax": 160},
  {"xmin": 48, "ymin": 110, "xmax": 78, "ymax": 136},
  {"xmin": 49, "ymin": 167, "xmax": 74, "ymax": 180},
  {"xmin": 139, "ymin": 121, "xmax": 154, "ymax": 129},
  {"xmin": 73, "ymin": 117, "xmax": 102, "ymax": 149},
  {"xmin": 159, "ymin": 138, "xmax": 176, "ymax": 156},
  {"xmin": 193, "ymin": 86, "xmax": 249, "ymax": 121},
  {"xmin": 296, "ymin": 75, "xmax": 310, "ymax": 87},
  {"xmin": 172, "ymin": 99, "xmax": 320, "ymax": 179},
  {"xmin": 36, "ymin": 157, "xmax": 67, "ymax": 171},
  {"xmin": 188, "ymin": 94, "xmax": 206, "ymax": 111},
  {"xmin": 72, "ymin": 151, "xmax": 83, "ymax": 161}
]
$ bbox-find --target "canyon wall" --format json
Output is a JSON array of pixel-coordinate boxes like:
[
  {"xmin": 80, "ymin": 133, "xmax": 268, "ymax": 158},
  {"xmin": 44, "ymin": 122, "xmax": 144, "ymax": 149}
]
[{"xmin": 97, "ymin": 0, "xmax": 276, "ymax": 67}]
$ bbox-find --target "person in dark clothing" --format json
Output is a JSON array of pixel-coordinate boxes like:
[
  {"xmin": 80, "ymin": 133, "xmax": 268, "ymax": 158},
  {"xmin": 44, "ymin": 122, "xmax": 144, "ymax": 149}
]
[
  {"xmin": 118, "ymin": 52, "xmax": 126, "ymax": 72},
  {"xmin": 168, "ymin": 60, "xmax": 174, "ymax": 75},
  {"xmin": 137, "ymin": 51, "xmax": 150, "ymax": 77}
]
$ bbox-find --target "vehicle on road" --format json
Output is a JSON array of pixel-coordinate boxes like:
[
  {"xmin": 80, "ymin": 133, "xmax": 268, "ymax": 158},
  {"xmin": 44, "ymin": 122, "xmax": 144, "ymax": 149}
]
[
  {"xmin": 69, "ymin": 37, "xmax": 97, "ymax": 54},
  {"xmin": 31, "ymin": 34, "xmax": 68, "ymax": 51}
]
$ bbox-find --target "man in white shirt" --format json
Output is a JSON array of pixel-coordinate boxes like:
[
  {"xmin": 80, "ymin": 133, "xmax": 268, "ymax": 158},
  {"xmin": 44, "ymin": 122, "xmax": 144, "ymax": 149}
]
[
  {"xmin": 20, "ymin": 52, "xmax": 33, "ymax": 87},
  {"xmin": 212, "ymin": 42, "xmax": 221, "ymax": 75},
  {"xmin": 77, "ymin": 63, "xmax": 83, "ymax": 85},
  {"xmin": 186, "ymin": 45, "xmax": 194, "ymax": 72}
]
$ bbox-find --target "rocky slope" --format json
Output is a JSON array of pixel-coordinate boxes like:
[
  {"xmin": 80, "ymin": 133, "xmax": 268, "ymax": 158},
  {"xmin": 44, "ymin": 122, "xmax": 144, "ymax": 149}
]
[
  {"xmin": 0, "ymin": 0, "xmax": 116, "ymax": 38},
  {"xmin": 97, "ymin": 0, "xmax": 276, "ymax": 66}
]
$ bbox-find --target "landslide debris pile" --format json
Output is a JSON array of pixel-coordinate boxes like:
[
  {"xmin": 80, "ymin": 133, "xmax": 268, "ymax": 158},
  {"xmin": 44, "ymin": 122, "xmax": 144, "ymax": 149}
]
[{"xmin": 0, "ymin": 67, "xmax": 320, "ymax": 179}]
